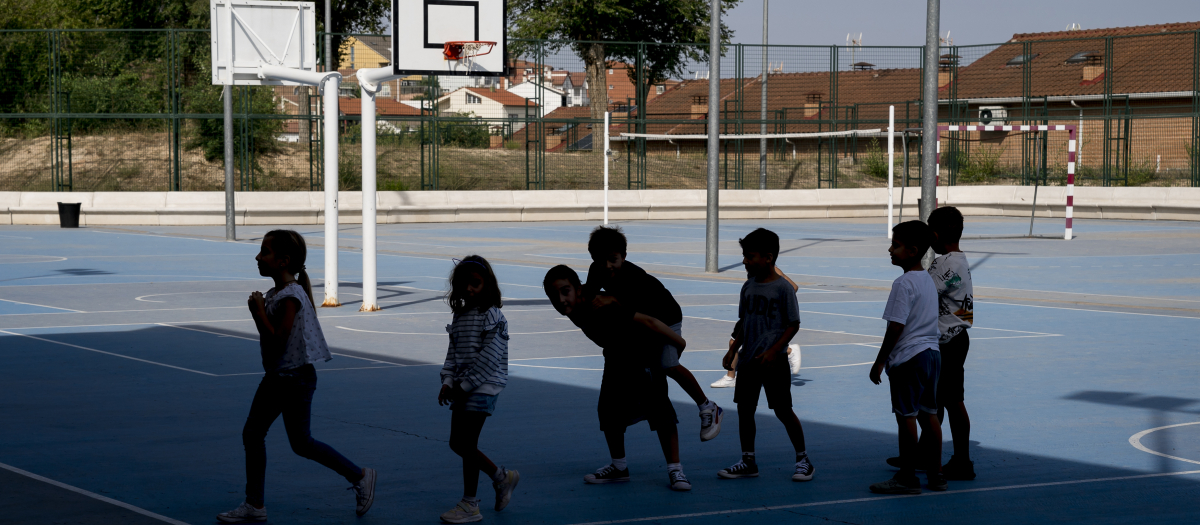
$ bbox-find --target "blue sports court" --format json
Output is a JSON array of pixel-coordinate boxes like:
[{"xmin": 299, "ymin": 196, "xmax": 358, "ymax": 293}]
[{"xmin": 2, "ymin": 217, "xmax": 1198, "ymax": 524}]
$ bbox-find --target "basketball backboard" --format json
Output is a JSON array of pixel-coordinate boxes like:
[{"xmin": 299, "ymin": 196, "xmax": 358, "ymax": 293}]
[
  {"xmin": 211, "ymin": 0, "xmax": 318, "ymax": 85},
  {"xmin": 391, "ymin": 0, "xmax": 507, "ymax": 77}
]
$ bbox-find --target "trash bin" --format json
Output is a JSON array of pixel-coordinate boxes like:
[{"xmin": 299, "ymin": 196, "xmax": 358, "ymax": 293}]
[{"xmin": 57, "ymin": 202, "xmax": 81, "ymax": 228}]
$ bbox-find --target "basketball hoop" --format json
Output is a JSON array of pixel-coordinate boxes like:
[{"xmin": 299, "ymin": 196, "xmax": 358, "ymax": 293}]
[{"xmin": 444, "ymin": 41, "xmax": 496, "ymax": 72}]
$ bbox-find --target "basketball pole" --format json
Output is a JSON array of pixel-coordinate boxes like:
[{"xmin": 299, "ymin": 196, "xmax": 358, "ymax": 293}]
[
  {"xmin": 759, "ymin": 0, "xmax": 767, "ymax": 190},
  {"xmin": 603, "ymin": 111, "xmax": 611, "ymax": 225},
  {"xmin": 705, "ymin": 0, "xmax": 720, "ymax": 273},
  {"xmin": 888, "ymin": 105, "xmax": 894, "ymax": 238},
  {"xmin": 322, "ymin": 74, "xmax": 340, "ymax": 306},
  {"xmin": 223, "ymin": 85, "xmax": 235, "ymax": 241},
  {"xmin": 920, "ymin": 0, "xmax": 939, "ymax": 225},
  {"xmin": 357, "ymin": 67, "xmax": 403, "ymax": 312}
]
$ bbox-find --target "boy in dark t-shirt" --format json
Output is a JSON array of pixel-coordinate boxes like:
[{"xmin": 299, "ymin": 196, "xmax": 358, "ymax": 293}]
[
  {"xmin": 543, "ymin": 265, "xmax": 693, "ymax": 492},
  {"xmin": 584, "ymin": 226, "xmax": 723, "ymax": 442}
]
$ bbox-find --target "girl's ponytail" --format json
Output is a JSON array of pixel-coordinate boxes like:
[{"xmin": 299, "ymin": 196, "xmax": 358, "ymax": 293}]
[{"xmin": 296, "ymin": 267, "xmax": 315, "ymax": 306}]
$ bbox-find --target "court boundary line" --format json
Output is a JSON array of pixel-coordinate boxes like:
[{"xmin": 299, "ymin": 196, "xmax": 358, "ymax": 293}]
[
  {"xmin": 0, "ymin": 297, "xmax": 83, "ymax": 313},
  {"xmin": 0, "ymin": 462, "xmax": 190, "ymax": 525},
  {"xmin": 0, "ymin": 329, "xmax": 219, "ymax": 376},
  {"xmin": 563, "ymin": 469, "xmax": 1200, "ymax": 525}
]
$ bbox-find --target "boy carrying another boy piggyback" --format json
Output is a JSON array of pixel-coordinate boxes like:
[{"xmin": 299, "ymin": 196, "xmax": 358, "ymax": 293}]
[
  {"xmin": 543, "ymin": 265, "xmax": 694, "ymax": 492},
  {"xmin": 718, "ymin": 228, "xmax": 815, "ymax": 482},
  {"xmin": 869, "ymin": 220, "xmax": 946, "ymax": 494}
]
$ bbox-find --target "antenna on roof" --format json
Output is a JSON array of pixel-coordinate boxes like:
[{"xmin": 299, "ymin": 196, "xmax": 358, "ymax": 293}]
[
  {"xmin": 939, "ymin": 31, "xmax": 953, "ymax": 47},
  {"xmin": 1066, "ymin": 23, "xmax": 1081, "ymax": 31},
  {"xmin": 846, "ymin": 33, "xmax": 863, "ymax": 66}
]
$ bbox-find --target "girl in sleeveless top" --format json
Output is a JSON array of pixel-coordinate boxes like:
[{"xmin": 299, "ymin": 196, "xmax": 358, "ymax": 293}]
[{"xmin": 217, "ymin": 230, "xmax": 376, "ymax": 523}]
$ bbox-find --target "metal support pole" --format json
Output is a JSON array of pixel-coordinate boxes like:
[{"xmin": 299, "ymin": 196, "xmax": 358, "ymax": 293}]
[
  {"xmin": 322, "ymin": 75, "xmax": 340, "ymax": 307},
  {"xmin": 759, "ymin": 0, "xmax": 768, "ymax": 189},
  {"xmin": 604, "ymin": 111, "xmax": 611, "ymax": 225},
  {"xmin": 324, "ymin": 0, "xmax": 332, "ymax": 73},
  {"xmin": 224, "ymin": 84, "xmax": 235, "ymax": 241},
  {"xmin": 360, "ymin": 83, "xmax": 379, "ymax": 312},
  {"xmin": 706, "ymin": 0, "xmax": 721, "ymax": 273},
  {"xmin": 888, "ymin": 105, "xmax": 894, "ymax": 238},
  {"xmin": 920, "ymin": 0, "xmax": 940, "ymax": 223}
]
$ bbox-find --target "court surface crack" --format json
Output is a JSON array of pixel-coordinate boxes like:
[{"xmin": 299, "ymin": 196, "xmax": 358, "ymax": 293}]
[{"xmin": 314, "ymin": 414, "xmax": 448, "ymax": 442}]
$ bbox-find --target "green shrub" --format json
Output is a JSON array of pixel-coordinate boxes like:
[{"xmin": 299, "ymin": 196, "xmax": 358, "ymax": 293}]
[
  {"xmin": 956, "ymin": 144, "xmax": 1005, "ymax": 183},
  {"xmin": 860, "ymin": 138, "xmax": 891, "ymax": 179}
]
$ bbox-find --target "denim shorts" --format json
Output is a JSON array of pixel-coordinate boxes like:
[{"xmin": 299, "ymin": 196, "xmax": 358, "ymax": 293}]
[
  {"xmin": 659, "ymin": 322, "xmax": 684, "ymax": 369},
  {"xmin": 450, "ymin": 392, "xmax": 499, "ymax": 415},
  {"xmin": 887, "ymin": 348, "xmax": 941, "ymax": 417}
]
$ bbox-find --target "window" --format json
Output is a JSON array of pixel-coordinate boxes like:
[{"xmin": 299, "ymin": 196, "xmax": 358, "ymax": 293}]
[
  {"xmin": 608, "ymin": 69, "xmax": 613, "ymax": 74},
  {"xmin": 1006, "ymin": 53, "xmax": 1039, "ymax": 66},
  {"xmin": 655, "ymin": 85, "xmax": 665, "ymax": 95},
  {"xmin": 466, "ymin": 94, "xmax": 482, "ymax": 104},
  {"xmin": 380, "ymin": 85, "xmax": 391, "ymax": 97},
  {"xmin": 1065, "ymin": 51, "xmax": 1099, "ymax": 64},
  {"xmin": 609, "ymin": 85, "xmax": 614, "ymax": 90}
]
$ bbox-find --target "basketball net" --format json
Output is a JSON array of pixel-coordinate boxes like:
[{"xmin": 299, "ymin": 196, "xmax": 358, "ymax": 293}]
[{"xmin": 444, "ymin": 41, "xmax": 495, "ymax": 73}]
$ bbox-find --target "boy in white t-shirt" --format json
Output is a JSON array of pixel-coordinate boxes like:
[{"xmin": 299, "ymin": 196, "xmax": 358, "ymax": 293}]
[
  {"xmin": 869, "ymin": 221, "xmax": 945, "ymax": 494},
  {"xmin": 927, "ymin": 206, "xmax": 975, "ymax": 480}
]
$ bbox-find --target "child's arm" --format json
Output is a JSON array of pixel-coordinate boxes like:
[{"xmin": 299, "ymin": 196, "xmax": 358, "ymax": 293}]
[
  {"xmin": 723, "ymin": 334, "xmax": 743, "ymax": 371},
  {"xmin": 248, "ymin": 292, "xmax": 298, "ymax": 357},
  {"xmin": 753, "ymin": 321, "xmax": 800, "ymax": 365},
  {"xmin": 775, "ymin": 266, "xmax": 800, "ymax": 292},
  {"xmin": 632, "ymin": 312, "xmax": 686, "ymax": 351},
  {"xmin": 869, "ymin": 321, "xmax": 905, "ymax": 384},
  {"xmin": 439, "ymin": 322, "xmax": 459, "ymax": 405}
]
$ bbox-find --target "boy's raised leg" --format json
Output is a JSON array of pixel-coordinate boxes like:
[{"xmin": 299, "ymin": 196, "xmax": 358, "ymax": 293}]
[{"xmin": 667, "ymin": 365, "xmax": 724, "ymax": 441}]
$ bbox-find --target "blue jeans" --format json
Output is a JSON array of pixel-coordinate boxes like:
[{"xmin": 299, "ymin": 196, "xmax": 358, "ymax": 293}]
[{"xmin": 242, "ymin": 365, "xmax": 362, "ymax": 506}]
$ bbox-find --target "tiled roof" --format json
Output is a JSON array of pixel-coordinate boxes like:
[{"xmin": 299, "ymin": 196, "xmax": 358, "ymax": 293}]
[
  {"xmin": 543, "ymin": 106, "xmax": 591, "ymax": 120},
  {"xmin": 339, "ymin": 97, "xmax": 422, "ymax": 116},
  {"xmin": 463, "ymin": 87, "xmax": 539, "ymax": 107},
  {"xmin": 952, "ymin": 21, "xmax": 1200, "ymax": 99}
]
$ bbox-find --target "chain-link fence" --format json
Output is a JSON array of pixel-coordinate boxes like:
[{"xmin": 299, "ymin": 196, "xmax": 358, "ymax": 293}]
[{"xmin": 2, "ymin": 28, "xmax": 1198, "ymax": 191}]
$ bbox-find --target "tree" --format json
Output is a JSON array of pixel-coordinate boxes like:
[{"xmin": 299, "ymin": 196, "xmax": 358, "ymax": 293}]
[{"xmin": 508, "ymin": 0, "xmax": 739, "ymax": 122}]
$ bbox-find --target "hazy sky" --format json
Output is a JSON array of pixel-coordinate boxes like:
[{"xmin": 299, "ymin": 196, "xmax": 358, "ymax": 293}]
[{"xmin": 723, "ymin": 0, "xmax": 1200, "ymax": 47}]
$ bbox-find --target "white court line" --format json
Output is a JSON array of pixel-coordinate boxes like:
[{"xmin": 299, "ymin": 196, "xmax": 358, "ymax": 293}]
[
  {"xmin": 564, "ymin": 469, "xmax": 1200, "ymax": 525},
  {"xmin": 157, "ymin": 324, "xmax": 398, "ymax": 365},
  {"xmin": 985, "ymin": 301, "xmax": 1200, "ymax": 320},
  {"xmin": 0, "ymin": 255, "xmax": 68, "ymax": 263},
  {"xmin": 0, "ymin": 297, "xmax": 83, "ymax": 313},
  {"xmin": 0, "ymin": 462, "xmax": 190, "ymax": 525},
  {"xmin": 0, "ymin": 329, "xmax": 218, "ymax": 376},
  {"xmin": 0, "ymin": 277, "xmax": 267, "ymax": 288},
  {"xmin": 136, "ymin": 291, "xmax": 255, "ymax": 303},
  {"xmin": 1129, "ymin": 421, "xmax": 1200, "ymax": 466},
  {"xmin": 0, "ymin": 306, "xmax": 245, "ymax": 317},
  {"xmin": 216, "ymin": 364, "xmax": 423, "ymax": 376},
  {"xmin": 336, "ymin": 326, "xmax": 580, "ymax": 336},
  {"xmin": 682, "ymin": 314, "xmax": 883, "ymax": 339}
]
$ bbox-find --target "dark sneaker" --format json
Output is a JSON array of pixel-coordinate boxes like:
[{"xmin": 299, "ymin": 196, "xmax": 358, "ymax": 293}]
[
  {"xmin": 885, "ymin": 457, "xmax": 925, "ymax": 471},
  {"xmin": 927, "ymin": 472, "xmax": 948, "ymax": 491},
  {"xmin": 869, "ymin": 474, "xmax": 921, "ymax": 495},
  {"xmin": 943, "ymin": 457, "xmax": 976, "ymax": 480},
  {"xmin": 791, "ymin": 456, "xmax": 815, "ymax": 482},
  {"xmin": 668, "ymin": 470, "xmax": 692, "ymax": 491},
  {"xmin": 717, "ymin": 460, "xmax": 759, "ymax": 479},
  {"xmin": 493, "ymin": 467, "xmax": 519, "ymax": 511},
  {"xmin": 584, "ymin": 464, "xmax": 631, "ymax": 484},
  {"xmin": 352, "ymin": 467, "xmax": 376, "ymax": 516}
]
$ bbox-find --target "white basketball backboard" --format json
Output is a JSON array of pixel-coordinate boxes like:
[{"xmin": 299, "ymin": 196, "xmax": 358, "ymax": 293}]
[
  {"xmin": 211, "ymin": 0, "xmax": 318, "ymax": 85},
  {"xmin": 391, "ymin": 0, "xmax": 507, "ymax": 77}
]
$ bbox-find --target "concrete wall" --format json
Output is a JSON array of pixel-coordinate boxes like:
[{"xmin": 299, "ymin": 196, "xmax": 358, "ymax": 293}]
[{"xmin": 3, "ymin": 186, "xmax": 1198, "ymax": 226}]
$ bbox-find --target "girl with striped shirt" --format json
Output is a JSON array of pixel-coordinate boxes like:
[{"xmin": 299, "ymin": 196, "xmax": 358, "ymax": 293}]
[{"xmin": 437, "ymin": 255, "xmax": 519, "ymax": 523}]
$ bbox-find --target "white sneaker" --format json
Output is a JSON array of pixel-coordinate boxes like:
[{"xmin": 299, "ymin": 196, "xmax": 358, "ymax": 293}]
[
  {"xmin": 699, "ymin": 403, "xmax": 723, "ymax": 442},
  {"xmin": 440, "ymin": 499, "xmax": 482, "ymax": 523},
  {"xmin": 216, "ymin": 501, "xmax": 266, "ymax": 523},
  {"xmin": 710, "ymin": 374, "xmax": 736, "ymax": 388},
  {"xmin": 492, "ymin": 467, "xmax": 519, "ymax": 511},
  {"xmin": 787, "ymin": 344, "xmax": 802, "ymax": 375}
]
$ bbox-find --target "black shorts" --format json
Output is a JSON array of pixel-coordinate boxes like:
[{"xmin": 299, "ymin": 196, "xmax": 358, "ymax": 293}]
[
  {"xmin": 597, "ymin": 362, "xmax": 678, "ymax": 432},
  {"xmin": 733, "ymin": 358, "xmax": 792, "ymax": 409},
  {"xmin": 938, "ymin": 330, "xmax": 969, "ymax": 406}
]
